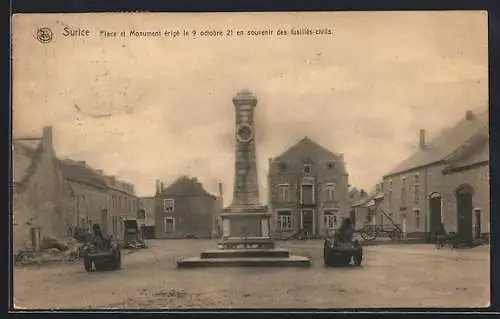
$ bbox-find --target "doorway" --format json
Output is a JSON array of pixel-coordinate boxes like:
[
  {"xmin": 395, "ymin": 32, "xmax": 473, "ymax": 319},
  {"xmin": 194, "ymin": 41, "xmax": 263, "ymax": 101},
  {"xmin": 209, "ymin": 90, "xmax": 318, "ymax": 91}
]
[
  {"xmin": 101, "ymin": 209, "xmax": 109, "ymax": 233},
  {"xmin": 350, "ymin": 209, "xmax": 356, "ymax": 228},
  {"xmin": 301, "ymin": 209, "xmax": 314, "ymax": 236},
  {"xmin": 456, "ymin": 184, "xmax": 474, "ymax": 244},
  {"xmin": 428, "ymin": 192, "xmax": 442, "ymax": 242},
  {"xmin": 474, "ymin": 209, "xmax": 481, "ymax": 240}
]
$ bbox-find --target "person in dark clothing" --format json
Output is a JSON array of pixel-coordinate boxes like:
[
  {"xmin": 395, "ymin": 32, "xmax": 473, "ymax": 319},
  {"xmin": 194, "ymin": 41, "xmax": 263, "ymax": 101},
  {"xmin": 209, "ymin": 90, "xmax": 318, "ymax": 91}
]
[
  {"xmin": 91, "ymin": 224, "xmax": 111, "ymax": 250},
  {"xmin": 334, "ymin": 217, "xmax": 354, "ymax": 246}
]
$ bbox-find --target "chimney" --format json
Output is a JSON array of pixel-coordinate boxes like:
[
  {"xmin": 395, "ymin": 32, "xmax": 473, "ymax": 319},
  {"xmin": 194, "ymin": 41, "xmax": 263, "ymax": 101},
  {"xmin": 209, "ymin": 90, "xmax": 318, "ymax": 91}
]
[
  {"xmin": 160, "ymin": 181, "xmax": 164, "ymax": 192},
  {"xmin": 96, "ymin": 169, "xmax": 103, "ymax": 174},
  {"xmin": 419, "ymin": 129, "xmax": 426, "ymax": 149},
  {"xmin": 339, "ymin": 153, "xmax": 344, "ymax": 162},
  {"xmin": 465, "ymin": 110, "xmax": 474, "ymax": 121},
  {"xmin": 268, "ymin": 157, "xmax": 273, "ymax": 167},
  {"xmin": 42, "ymin": 126, "xmax": 53, "ymax": 149},
  {"xmin": 218, "ymin": 181, "xmax": 223, "ymax": 197},
  {"xmin": 155, "ymin": 180, "xmax": 160, "ymax": 194}
]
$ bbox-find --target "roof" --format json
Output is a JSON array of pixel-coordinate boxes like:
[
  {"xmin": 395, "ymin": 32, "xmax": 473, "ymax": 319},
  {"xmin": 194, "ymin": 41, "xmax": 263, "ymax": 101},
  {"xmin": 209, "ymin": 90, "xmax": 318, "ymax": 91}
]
[
  {"xmin": 158, "ymin": 175, "xmax": 215, "ymax": 198},
  {"xmin": 444, "ymin": 136, "xmax": 489, "ymax": 172},
  {"xmin": 272, "ymin": 136, "xmax": 342, "ymax": 165},
  {"xmin": 59, "ymin": 159, "xmax": 108, "ymax": 189},
  {"xmin": 384, "ymin": 109, "xmax": 489, "ymax": 177},
  {"xmin": 12, "ymin": 140, "xmax": 42, "ymax": 183}
]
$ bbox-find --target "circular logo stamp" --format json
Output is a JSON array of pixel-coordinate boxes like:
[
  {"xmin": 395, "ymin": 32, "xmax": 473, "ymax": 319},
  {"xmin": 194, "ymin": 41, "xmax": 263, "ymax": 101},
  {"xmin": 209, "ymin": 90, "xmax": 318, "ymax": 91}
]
[{"xmin": 35, "ymin": 27, "xmax": 53, "ymax": 44}]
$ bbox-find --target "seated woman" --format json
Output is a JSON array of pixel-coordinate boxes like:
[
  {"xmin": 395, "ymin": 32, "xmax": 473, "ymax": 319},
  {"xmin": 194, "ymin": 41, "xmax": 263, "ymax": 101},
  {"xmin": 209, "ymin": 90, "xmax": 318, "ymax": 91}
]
[{"xmin": 334, "ymin": 217, "xmax": 354, "ymax": 247}]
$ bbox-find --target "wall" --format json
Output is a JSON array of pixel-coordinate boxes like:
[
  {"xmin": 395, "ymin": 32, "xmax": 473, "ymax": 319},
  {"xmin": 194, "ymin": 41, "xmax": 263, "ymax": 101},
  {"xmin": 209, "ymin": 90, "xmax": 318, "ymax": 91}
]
[
  {"xmin": 64, "ymin": 180, "xmax": 108, "ymax": 232},
  {"xmin": 382, "ymin": 162, "xmax": 490, "ymax": 237},
  {"xmin": 155, "ymin": 195, "xmax": 215, "ymax": 239},
  {"xmin": 139, "ymin": 197, "xmax": 156, "ymax": 226},
  {"xmin": 107, "ymin": 189, "xmax": 139, "ymax": 239},
  {"xmin": 441, "ymin": 164, "xmax": 490, "ymax": 234},
  {"xmin": 13, "ymin": 131, "xmax": 67, "ymax": 249},
  {"xmin": 269, "ymin": 157, "xmax": 350, "ymax": 238}
]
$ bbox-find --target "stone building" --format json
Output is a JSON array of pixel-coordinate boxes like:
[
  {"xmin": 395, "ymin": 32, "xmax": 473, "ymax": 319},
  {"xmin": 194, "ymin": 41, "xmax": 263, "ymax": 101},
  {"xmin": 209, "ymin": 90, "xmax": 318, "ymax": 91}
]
[
  {"xmin": 59, "ymin": 159, "xmax": 109, "ymax": 234},
  {"xmin": 154, "ymin": 176, "xmax": 218, "ymax": 239},
  {"xmin": 268, "ymin": 136, "xmax": 350, "ymax": 238},
  {"xmin": 381, "ymin": 109, "xmax": 489, "ymax": 243},
  {"xmin": 138, "ymin": 196, "xmax": 156, "ymax": 226},
  {"xmin": 12, "ymin": 126, "xmax": 66, "ymax": 250},
  {"xmin": 103, "ymin": 175, "xmax": 138, "ymax": 239}
]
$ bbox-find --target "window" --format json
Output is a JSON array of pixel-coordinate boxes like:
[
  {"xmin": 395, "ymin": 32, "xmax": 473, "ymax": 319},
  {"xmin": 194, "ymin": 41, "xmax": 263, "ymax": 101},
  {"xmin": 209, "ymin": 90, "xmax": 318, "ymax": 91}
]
[
  {"xmin": 163, "ymin": 199, "xmax": 175, "ymax": 212},
  {"xmin": 277, "ymin": 211, "xmax": 292, "ymax": 230},
  {"xmin": 164, "ymin": 217, "xmax": 176, "ymax": 233},
  {"xmin": 325, "ymin": 183, "xmax": 336, "ymax": 201},
  {"xmin": 415, "ymin": 209, "xmax": 420, "ymax": 228},
  {"xmin": 413, "ymin": 174, "xmax": 420, "ymax": 204},
  {"xmin": 401, "ymin": 176, "xmax": 407, "ymax": 204},
  {"xmin": 324, "ymin": 209, "xmax": 338, "ymax": 229},
  {"xmin": 279, "ymin": 184, "xmax": 290, "ymax": 202},
  {"xmin": 112, "ymin": 216, "xmax": 118, "ymax": 233},
  {"xmin": 388, "ymin": 180, "xmax": 393, "ymax": 205},
  {"xmin": 112, "ymin": 195, "xmax": 116, "ymax": 209},
  {"xmin": 303, "ymin": 164, "xmax": 311, "ymax": 174}
]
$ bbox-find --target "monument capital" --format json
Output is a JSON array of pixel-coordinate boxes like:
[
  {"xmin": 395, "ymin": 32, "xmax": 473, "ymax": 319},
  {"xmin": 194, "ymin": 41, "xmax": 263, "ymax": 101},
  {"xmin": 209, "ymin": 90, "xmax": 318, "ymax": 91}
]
[{"xmin": 232, "ymin": 89, "xmax": 258, "ymax": 107}]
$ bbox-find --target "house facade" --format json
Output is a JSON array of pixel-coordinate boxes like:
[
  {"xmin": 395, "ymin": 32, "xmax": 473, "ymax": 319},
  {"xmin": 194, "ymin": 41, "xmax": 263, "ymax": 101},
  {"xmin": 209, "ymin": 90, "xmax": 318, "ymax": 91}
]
[
  {"xmin": 12, "ymin": 126, "xmax": 67, "ymax": 250},
  {"xmin": 138, "ymin": 196, "xmax": 156, "ymax": 226},
  {"xmin": 268, "ymin": 137, "xmax": 350, "ymax": 238},
  {"xmin": 155, "ymin": 176, "xmax": 218, "ymax": 239},
  {"xmin": 381, "ymin": 109, "xmax": 489, "ymax": 243}
]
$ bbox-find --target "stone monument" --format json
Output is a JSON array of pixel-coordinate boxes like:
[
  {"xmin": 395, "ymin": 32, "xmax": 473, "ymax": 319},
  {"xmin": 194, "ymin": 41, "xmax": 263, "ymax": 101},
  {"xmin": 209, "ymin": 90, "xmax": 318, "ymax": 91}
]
[{"xmin": 177, "ymin": 89, "xmax": 310, "ymax": 268}]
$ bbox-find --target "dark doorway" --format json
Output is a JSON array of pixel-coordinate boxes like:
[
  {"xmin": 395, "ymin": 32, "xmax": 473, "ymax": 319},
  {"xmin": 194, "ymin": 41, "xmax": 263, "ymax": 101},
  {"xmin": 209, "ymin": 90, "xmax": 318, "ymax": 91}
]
[
  {"xmin": 428, "ymin": 193, "xmax": 442, "ymax": 242},
  {"xmin": 474, "ymin": 209, "xmax": 481, "ymax": 240},
  {"xmin": 301, "ymin": 209, "xmax": 314, "ymax": 235},
  {"xmin": 456, "ymin": 184, "xmax": 474, "ymax": 244},
  {"xmin": 101, "ymin": 209, "xmax": 109, "ymax": 233}
]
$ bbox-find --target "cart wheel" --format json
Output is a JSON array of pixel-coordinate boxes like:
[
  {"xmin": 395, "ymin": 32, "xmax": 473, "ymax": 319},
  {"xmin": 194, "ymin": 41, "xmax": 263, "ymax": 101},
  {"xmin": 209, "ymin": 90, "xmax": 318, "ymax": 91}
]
[
  {"xmin": 84, "ymin": 257, "xmax": 93, "ymax": 272},
  {"xmin": 360, "ymin": 229, "xmax": 377, "ymax": 241}
]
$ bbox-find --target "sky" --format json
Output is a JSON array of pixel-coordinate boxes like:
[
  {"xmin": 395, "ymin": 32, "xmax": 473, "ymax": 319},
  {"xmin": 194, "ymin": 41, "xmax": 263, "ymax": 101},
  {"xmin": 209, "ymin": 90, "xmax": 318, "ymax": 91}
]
[{"xmin": 12, "ymin": 11, "xmax": 488, "ymax": 204}]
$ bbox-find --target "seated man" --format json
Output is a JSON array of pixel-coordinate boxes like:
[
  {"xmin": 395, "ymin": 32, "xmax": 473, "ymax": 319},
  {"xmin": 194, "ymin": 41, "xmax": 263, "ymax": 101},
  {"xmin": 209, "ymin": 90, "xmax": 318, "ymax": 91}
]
[
  {"xmin": 91, "ymin": 223, "xmax": 111, "ymax": 250},
  {"xmin": 334, "ymin": 217, "xmax": 354, "ymax": 247}
]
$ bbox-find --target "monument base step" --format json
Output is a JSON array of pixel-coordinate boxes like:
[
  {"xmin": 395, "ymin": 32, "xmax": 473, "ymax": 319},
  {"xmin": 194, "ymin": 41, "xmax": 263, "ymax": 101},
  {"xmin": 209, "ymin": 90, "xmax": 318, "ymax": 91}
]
[
  {"xmin": 177, "ymin": 255, "xmax": 311, "ymax": 268},
  {"xmin": 200, "ymin": 248, "xmax": 290, "ymax": 259},
  {"xmin": 218, "ymin": 237, "xmax": 275, "ymax": 250}
]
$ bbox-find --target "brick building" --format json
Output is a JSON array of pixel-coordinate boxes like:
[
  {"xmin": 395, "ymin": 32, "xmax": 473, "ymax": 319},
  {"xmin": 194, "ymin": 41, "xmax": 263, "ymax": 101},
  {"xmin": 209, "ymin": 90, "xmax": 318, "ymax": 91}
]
[
  {"xmin": 155, "ymin": 176, "xmax": 219, "ymax": 239},
  {"xmin": 12, "ymin": 126, "xmax": 66, "ymax": 250},
  {"xmin": 381, "ymin": 109, "xmax": 489, "ymax": 243},
  {"xmin": 268, "ymin": 136, "xmax": 350, "ymax": 238}
]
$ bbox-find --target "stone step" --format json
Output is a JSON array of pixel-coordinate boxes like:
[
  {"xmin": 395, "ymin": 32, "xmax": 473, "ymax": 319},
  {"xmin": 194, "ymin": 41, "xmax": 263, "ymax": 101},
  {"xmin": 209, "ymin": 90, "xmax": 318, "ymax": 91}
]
[
  {"xmin": 177, "ymin": 255, "xmax": 311, "ymax": 268},
  {"xmin": 200, "ymin": 249, "xmax": 290, "ymax": 259}
]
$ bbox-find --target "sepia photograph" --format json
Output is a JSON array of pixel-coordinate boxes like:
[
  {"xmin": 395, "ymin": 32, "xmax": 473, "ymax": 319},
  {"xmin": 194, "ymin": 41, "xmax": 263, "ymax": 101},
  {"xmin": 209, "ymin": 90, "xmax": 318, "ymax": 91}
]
[{"xmin": 11, "ymin": 11, "xmax": 489, "ymax": 309}]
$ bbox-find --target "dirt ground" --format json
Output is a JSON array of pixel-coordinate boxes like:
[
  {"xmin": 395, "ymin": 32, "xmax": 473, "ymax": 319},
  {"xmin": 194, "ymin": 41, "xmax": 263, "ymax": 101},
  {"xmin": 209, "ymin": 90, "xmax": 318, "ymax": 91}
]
[{"xmin": 12, "ymin": 239, "xmax": 490, "ymax": 309}]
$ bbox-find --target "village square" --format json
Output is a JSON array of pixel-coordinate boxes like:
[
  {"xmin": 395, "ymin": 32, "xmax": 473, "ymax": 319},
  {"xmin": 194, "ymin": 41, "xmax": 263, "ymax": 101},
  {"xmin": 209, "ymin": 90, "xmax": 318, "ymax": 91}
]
[
  {"xmin": 12, "ymin": 89, "xmax": 490, "ymax": 309},
  {"xmin": 11, "ymin": 12, "xmax": 489, "ymax": 310}
]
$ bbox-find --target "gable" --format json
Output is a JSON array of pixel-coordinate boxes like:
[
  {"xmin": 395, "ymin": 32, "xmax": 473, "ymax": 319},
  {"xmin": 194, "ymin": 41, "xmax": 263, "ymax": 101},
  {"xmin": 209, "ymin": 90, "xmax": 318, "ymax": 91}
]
[
  {"xmin": 384, "ymin": 109, "xmax": 488, "ymax": 177},
  {"xmin": 160, "ymin": 176, "xmax": 213, "ymax": 198},
  {"xmin": 273, "ymin": 136, "xmax": 340, "ymax": 163}
]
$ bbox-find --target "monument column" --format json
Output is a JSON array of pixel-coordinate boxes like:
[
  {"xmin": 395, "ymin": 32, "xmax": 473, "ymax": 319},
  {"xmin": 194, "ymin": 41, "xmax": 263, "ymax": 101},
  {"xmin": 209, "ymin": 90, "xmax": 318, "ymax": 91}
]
[{"xmin": 219, "ymin": 89, "xmax": 272, "ymax": 248}]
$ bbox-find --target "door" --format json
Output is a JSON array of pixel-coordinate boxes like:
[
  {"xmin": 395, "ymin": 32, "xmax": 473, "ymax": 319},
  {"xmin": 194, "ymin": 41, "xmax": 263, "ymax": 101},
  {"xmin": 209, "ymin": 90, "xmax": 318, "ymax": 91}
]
[
  {"xmin": 456, "ymin": 185, "xmax": 474, "ymax": 243},
  {"xmin": 301, "ymin": 209, "xmax": 314, "ymax": 235},
  {"xmin": 101, "ymin": 209, "xmax": 109, "ymax": 233},
  {"xmin": 474, "ymin": 210, "xmax": 481, "ymax": 240},
  {"xmin": 429, "ymin": 193, "xmax": 442, "ymax": 242}
]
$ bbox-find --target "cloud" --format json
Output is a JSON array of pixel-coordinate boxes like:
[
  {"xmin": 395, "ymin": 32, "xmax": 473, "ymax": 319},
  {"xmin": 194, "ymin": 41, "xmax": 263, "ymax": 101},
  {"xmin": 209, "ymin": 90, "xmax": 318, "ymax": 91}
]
[{"xmin": 12, "ymin": 12, "xmax": 488, "ymax": 202}]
